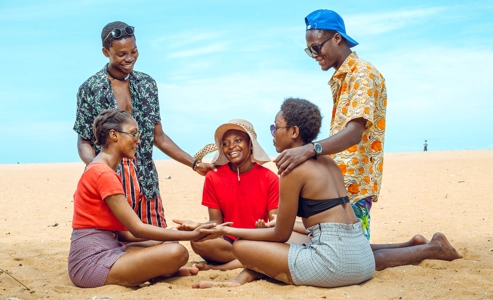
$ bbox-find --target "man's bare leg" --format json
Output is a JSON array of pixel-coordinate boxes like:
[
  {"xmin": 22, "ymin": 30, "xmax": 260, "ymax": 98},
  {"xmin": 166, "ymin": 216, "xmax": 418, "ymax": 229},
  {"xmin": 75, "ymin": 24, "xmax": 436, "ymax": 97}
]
[
  {"xmin": 373, "ymin": 232, "xmax": 462, "ymax": 271},
  {"xmin": 371, "ymin": 234, "xmax": 429, "ymax": 251}
]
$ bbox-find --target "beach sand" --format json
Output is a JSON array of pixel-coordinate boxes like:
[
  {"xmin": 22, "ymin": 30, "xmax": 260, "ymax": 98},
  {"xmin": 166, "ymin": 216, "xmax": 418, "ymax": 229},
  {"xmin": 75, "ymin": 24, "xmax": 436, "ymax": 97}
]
[{"xmin": 1, "ymin": 150, "xmax": 492, "ymax": 299}]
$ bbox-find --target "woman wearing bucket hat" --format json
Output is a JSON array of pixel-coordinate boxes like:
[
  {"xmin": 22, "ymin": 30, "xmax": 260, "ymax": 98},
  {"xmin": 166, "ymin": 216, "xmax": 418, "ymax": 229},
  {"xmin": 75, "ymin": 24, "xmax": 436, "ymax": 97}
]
[
  {"xmin": 173, "ymin": 119, "xmax": 279, "ymax": 271},
  {"xmin": 192, "ymin": 98, "xmax": 462, "ymax": 289},
  {"xmin": 193, "ymin": 99, "xmax": 374, "ymax": 288}
]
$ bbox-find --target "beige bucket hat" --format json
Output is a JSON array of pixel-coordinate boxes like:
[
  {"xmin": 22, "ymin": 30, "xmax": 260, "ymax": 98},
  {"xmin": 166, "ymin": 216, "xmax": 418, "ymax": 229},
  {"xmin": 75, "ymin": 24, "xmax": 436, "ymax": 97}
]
[{"xmin": 206, "ymin": 119, "xmax": 270, "ymax": 166}]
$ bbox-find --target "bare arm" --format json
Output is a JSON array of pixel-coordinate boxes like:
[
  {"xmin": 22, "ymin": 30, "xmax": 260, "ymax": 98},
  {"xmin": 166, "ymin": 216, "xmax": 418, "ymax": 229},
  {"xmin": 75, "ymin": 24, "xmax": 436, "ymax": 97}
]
[
  {"xmin": 153, "ymin": 121, "xmax": 216, "ymax": 176},
  {"xmin": 105, "ymin": 194, "xmax": 211, "ymax": 241},
  {"xmin": 275, "ymin": 118, "xmax": 366, "ymax": 175},
  {"xmin": 173, "ymin": 208, "xmax": 223, "ymax": 231},
  {"xmin": 77, "ymin": 135, "xmax": 96, "ymax": 165}
]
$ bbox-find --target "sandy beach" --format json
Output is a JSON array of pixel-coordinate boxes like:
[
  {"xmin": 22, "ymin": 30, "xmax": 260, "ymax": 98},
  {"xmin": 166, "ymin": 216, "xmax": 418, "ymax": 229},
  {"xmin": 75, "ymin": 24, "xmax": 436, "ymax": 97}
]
[{"xmin": 1, "ymin": 150, "xmax": 492, "ymax": 300}]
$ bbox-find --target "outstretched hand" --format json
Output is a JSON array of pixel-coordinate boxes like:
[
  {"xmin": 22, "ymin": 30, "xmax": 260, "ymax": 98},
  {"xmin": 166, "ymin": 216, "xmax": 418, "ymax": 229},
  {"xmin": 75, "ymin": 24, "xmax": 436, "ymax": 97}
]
[
  {"xmin": 173, "ymin": 219, "xmax": 200, "ymax": 231},
  {"xmin": 195, "ymin": 162, "xmax": 217, "ymax": 176},
  {"xmin": 195, "ymin": 222, "xmax": 233, "ymax": 242},
  {"xmin": 255, "ymin": 214, "xmax": 277, "ymax": 228},
  {"xmin": 274, "ymin": 145, "xmax": 312, "ymax": 175}
]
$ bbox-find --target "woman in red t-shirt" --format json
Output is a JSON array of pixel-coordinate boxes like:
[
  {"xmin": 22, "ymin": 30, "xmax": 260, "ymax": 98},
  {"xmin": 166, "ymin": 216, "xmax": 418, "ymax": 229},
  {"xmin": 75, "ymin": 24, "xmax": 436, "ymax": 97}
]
[
  {"xmin": 68, "ymin": 109, "xmax": 213, "ymax": 288},
  {"xmin": 174, "ymin": 119, "xmax": 279, "ymax": 271}
]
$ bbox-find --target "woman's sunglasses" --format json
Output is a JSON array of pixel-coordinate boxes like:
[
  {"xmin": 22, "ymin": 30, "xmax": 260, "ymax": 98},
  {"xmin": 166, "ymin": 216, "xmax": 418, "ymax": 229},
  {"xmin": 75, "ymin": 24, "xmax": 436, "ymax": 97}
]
[{"xmin": 103, "ymin": 26, "xmax": 135, "ymax": 42}]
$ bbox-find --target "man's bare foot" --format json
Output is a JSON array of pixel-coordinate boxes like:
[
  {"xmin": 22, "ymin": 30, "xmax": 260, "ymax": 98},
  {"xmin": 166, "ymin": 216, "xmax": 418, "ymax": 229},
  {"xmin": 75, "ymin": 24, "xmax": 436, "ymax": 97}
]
[
  {"xmin": 192, "ymin": 280, "xmax": 241, "ymax": 289},
  {"xmin": 429, "ymin": 232, "xmax": 463, "ymax": 261}
]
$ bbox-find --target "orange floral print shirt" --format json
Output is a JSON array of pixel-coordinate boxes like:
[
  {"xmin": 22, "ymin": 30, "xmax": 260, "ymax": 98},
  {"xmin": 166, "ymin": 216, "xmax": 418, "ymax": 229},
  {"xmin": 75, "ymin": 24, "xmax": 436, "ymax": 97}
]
[{"xmin": 329, "ymin": 52, "xmax": 387, "ymax": 203}]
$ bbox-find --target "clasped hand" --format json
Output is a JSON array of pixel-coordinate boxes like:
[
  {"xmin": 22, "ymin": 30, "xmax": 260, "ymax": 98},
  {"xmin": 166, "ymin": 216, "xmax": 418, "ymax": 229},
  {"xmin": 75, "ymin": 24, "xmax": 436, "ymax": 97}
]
[
  {"xmin": 194, "ymin": 222, "xmax": 233, "ymax": 242},
  {"xmin": 173, "ymin": 219, "xmax": 233, "ymax": 242}
]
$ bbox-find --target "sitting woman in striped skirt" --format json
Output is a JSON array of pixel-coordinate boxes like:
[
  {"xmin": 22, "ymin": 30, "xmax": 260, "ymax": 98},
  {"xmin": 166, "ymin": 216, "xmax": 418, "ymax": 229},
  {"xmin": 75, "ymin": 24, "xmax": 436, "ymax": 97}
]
[{"xmin": 68, "ymin": 108, "xmax": 213, "ymax": 288}]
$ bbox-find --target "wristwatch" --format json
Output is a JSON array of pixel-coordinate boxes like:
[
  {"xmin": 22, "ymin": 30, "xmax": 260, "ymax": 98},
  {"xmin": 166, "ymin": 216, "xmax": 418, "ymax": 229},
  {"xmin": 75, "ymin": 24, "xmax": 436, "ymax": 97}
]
[{"xmin": 313, "ymin": 142, "xmax": 322, "ymax": 158}]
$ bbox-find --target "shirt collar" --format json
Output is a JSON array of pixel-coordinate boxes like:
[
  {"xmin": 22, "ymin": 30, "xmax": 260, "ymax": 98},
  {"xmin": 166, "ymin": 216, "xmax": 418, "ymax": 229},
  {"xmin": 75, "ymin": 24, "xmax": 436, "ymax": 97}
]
[
  {"xmin": 330, "ymin": 51, "xmax": 359, "ymax": 83},
  {"xmin": 97, "ymin": 65, "xmax": 141, "ymax": 89}
]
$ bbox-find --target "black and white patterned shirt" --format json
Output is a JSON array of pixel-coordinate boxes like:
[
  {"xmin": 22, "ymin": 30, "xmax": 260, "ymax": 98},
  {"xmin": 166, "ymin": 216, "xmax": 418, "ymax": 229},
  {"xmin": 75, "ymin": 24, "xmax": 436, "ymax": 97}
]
[{"xmin": 74, "ymin": 66, "xmax": 161, "ymax": 200}]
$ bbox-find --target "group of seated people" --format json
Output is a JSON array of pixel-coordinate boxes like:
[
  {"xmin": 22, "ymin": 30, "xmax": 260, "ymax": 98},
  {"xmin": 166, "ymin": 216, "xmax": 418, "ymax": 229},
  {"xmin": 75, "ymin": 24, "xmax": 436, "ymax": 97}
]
[{"xmin": 68, "ymin": 98, "xmax": 462, "ymax": 289}]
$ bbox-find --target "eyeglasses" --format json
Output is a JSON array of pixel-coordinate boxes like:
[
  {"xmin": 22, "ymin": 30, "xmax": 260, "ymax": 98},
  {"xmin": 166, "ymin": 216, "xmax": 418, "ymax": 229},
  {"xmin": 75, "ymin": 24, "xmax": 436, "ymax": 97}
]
[
  {"xmin": 114, "ymin": 129, "xmax": 141, "ymax": 141},
  {"xmin": 103, "ymin": 26, "xmax": 135, "ymax": 42},
  {"xmin": 304, "ymin": 33, "xmax": 335, "ymax": 57},
  {"xmin": 270, "ymin": 124, "xmax": 290, "ymax": 136}
]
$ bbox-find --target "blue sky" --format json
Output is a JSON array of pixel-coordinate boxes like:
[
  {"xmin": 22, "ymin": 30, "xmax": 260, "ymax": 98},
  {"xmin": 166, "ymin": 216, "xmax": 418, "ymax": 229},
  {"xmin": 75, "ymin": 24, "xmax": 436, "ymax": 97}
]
[{"xmin": 1, "ymin": 0, "xmax": 492, "ymax": 164}]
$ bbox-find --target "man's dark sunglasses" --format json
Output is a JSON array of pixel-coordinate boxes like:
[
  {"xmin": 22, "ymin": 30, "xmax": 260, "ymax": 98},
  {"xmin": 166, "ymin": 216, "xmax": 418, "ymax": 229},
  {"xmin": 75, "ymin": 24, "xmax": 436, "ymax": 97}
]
[
  {"xmin": 304, "ymin": 33, "xmax": 335, "ymax": 57},
  {"xmin": 103, "ymin": 26, "xmax": 135, "ymax": 42}
]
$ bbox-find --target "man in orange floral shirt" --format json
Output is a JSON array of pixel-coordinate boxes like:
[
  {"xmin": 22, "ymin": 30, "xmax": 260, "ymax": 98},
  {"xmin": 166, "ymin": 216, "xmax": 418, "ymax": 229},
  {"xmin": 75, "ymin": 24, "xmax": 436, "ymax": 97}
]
[{"xmin": 275, "ymin": 9, "xmax": 387, "ymax": 240}]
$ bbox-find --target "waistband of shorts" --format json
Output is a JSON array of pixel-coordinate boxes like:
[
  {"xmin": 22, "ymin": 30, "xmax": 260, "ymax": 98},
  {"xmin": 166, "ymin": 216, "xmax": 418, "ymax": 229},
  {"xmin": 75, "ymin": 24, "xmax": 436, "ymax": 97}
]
[
  {"xmin": 71, "ymin": 228, "xmax": 118, "ymax": 240},
  {"xmin": 306, "ymin": 220, "xmax": 363, "ymax": 236}
]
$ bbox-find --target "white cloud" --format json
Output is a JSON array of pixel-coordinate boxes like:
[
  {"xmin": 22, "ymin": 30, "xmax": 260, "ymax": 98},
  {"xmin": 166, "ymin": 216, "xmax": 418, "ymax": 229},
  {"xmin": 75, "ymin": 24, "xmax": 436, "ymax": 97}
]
[{"xmin": 345, "ymin": 7, "xmax": 447, "ymax": 35}]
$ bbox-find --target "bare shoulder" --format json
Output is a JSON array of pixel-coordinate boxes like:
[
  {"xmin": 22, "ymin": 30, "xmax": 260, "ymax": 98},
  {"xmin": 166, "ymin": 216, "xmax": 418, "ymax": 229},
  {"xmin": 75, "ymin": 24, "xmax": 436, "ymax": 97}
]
[
  {"xmin": 281, "ymin": 159, "xmax": 314, "ymax": 181},
  {"xmin": 319, "ymin": 155, "xmax": 336, "ymax": 165}
]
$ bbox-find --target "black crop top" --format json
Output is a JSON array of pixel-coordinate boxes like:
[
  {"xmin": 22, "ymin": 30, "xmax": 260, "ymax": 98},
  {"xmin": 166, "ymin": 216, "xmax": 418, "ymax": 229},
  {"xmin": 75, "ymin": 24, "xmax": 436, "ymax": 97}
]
[{"xmin": 297, "ymin": 195, "xmax": 350, "ymax": 218}]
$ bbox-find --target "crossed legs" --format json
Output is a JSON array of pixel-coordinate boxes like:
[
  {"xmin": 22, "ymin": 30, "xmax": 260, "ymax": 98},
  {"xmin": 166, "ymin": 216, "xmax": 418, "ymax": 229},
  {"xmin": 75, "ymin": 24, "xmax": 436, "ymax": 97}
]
[
  {"xmin": 193, "ymin": 239, "xmax": 293, "ymax": 288},
  {"xmin": 104, "ymin": 241, "xmax": 198, "ymax": 286},
  {"xmin": 190, "ymin": 237, "xmax": 244, "ymax": 271}
]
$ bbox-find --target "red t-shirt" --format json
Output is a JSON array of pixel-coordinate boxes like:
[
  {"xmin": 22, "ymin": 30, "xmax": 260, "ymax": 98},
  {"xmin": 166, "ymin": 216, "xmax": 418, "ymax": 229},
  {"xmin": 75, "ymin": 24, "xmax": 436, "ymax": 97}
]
[
  {"xmin": 72, "ymin": 162, "xmax": 127, "ymax": 231},
  {"xmin": 202, "ymin": 163, "xmax": 279, "ymax": 240}
]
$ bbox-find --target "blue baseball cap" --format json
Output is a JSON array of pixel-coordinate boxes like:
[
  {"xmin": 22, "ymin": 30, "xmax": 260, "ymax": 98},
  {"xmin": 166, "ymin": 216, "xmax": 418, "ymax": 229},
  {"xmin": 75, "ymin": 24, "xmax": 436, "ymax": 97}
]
[{"xmin": 305, "ymin": 9, "xmax": 358, "ymax": 48}]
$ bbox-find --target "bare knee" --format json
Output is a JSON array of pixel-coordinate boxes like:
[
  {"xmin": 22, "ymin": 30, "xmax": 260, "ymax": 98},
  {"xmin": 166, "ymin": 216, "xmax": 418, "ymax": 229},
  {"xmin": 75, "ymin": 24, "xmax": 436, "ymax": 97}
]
[
  {"xmin": 373, "ymin": 251, "xmax": 386, "ymax": 271},
  {"xmin": 165, "ymin": 243, "xmax": 189, "ymax": 266},
  {"xmin": 191, "ymin": 240, "xmax": 211, "ymax": 256},
  {"xmin": 232, "ymin": 240, "xmax": 250, "ymax": 260}
]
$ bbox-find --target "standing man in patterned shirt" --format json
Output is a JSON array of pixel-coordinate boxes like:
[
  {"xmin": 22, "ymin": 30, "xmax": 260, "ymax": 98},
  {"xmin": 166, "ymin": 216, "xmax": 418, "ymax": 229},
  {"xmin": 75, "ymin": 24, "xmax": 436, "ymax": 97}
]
[
  {"xmin": 275, "ymin": 10, "xmax": 387, "ymax": 240},
  {"xmin": 74, "ymin": 21, "xmax": 215, "ymax": 228}
]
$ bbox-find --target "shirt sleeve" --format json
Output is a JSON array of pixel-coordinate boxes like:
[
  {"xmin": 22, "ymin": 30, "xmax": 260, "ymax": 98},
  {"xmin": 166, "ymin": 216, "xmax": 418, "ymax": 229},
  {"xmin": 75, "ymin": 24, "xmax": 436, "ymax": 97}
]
[
  {"xmin": 201, "ymin": 173, "xmax": 221, "ymax": 210},
  {"xmin": 150, "ymin": 79, "xmax": 161, "ymax": 123},
  {"xmin": 74, "ymin": 84, "xmax": 96, "ymax": 141},
  {"xmin": 343, "ymin": 66, "xmax": 378, "ymax": 129},
  {"xmin": 266, "ymin": 171, "xmax": 280, "ymax": 211},
  {"xmin": 96, "ymin": 170, "xmax": 125, "ymax": 201}
]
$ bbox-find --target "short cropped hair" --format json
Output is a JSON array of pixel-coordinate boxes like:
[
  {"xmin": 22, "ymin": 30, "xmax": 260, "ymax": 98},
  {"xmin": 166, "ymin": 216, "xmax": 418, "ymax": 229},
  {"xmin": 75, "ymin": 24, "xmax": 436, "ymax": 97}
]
[
  {"xmin": 280, "ymin": 98, "xmax": 322, "ymax": 144},
  {"xmin": 101, "ymin": 21, "xmax": 135, "ymax": 49}
]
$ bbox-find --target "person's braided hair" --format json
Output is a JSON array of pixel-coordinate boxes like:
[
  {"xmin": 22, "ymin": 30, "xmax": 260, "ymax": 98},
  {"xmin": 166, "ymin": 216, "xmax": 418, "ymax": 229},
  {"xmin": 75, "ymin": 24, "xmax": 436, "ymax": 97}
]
[
  {"xmin": 280, "ymin": 98, "xmax": 322, "ymax": 144},
  {"xmin": 101, "ymin": 21, "xmax": 136, "ymax": 49},
  {"xmin": 93, "ymin": 109, "xmax": 133, "ymax": 147}
]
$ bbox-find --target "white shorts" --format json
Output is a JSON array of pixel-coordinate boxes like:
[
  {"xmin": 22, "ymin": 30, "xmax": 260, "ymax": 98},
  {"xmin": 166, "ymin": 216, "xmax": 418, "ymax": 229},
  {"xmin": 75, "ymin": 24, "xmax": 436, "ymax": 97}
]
[{"xmin": 288, "ymin": 220, "xmax": 375, "ymax": 288}]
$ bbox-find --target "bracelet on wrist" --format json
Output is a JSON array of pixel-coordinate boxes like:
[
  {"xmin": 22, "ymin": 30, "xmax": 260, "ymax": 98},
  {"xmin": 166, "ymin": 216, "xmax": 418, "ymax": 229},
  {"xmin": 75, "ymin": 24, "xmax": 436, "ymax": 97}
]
[{"xmin": 192, "ymin": 159, "xmax": 199, "ymax": 171}]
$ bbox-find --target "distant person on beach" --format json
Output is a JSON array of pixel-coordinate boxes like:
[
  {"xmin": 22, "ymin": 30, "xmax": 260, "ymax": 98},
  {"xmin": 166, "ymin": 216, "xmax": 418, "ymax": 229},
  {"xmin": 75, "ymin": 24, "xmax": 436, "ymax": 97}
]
[
  {"xmin": 424, "ymin": 140, "xmax": 428, "ymax": 151},
  {"xmin": 192, "ymin": 98, "xmax": 462, "ymax": 289},
  {"xmin": 174, "ymin": 119, "xmax": 279, "ymax": 271},
  {"xmin": 274, "ymin": 9, "xmax": 387, "ymax": 240},
  {"xmin": 68, "ymin": 109, "xmax": 214, "ymax": 288},
  {"xmin": 74, "ymin": 21, "xmax": 215, "ymax": 228}
]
